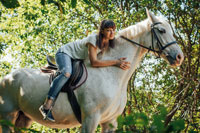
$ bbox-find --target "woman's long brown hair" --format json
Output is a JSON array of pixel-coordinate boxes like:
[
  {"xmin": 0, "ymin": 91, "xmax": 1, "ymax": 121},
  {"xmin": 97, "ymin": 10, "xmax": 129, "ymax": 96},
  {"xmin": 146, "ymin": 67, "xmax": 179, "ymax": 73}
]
[{"xmin": 96, "ymin": 20, "xmax": 116, "ymax": 49}]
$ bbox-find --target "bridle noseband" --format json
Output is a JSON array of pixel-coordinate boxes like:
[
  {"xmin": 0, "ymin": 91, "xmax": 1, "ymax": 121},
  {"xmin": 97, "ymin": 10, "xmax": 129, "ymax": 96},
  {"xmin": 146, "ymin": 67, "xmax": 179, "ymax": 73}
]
[{"xmin": 120, "ymin": 22, "xmax": 177, "ymax": 57}]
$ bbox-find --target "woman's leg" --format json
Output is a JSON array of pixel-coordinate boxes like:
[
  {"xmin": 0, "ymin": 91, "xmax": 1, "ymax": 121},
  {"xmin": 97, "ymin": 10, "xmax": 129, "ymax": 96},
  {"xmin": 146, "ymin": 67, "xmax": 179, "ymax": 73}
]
[
  {"xmin": 48, "ymin": 52, "xmax": 72, "ymax": 100},
  {"xmin": 39, "ymin": 53, "xmax": 72, "ymax": 121}
]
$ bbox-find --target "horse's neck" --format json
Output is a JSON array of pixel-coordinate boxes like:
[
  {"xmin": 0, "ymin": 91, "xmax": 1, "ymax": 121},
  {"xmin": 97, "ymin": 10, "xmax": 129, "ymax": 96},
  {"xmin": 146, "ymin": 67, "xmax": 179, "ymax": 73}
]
[
  {"xmin": 111, "ymin": 20, "xmax": 150, "ymax": 83},
  {"xmin": 112, "ymin": 38, "xmax": 147, "ymax": 85},
  {"xmin": 97, "ymin": 39, "xmax": 146, "ymax": 90}
]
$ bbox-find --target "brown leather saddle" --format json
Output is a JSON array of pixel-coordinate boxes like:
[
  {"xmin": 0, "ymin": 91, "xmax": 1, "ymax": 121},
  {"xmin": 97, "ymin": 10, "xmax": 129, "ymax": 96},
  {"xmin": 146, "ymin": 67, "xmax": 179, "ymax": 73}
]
[
  {"xmin": 41, "ymin": 55, "xmax": 88, "ymax": 123},
  {"xmin": 41, "ymin": 55, "xmax": 88, "ymax": 91}
]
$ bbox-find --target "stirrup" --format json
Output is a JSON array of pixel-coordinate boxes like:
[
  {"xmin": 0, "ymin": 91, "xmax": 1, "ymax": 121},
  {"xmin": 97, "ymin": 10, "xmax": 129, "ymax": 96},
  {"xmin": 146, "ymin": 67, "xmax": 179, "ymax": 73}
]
[
  {"xmin": 39, "ymin": 105, "xmax": 48, "ymax": 118},
  {"xmin": 39, "ymin": 105, "xmax": 55, "ymax": 122}
]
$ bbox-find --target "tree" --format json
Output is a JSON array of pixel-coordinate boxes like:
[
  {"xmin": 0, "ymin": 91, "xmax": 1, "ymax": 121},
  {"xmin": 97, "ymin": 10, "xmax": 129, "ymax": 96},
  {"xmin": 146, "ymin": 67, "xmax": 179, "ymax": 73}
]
[{"xmin": 0, "ymin": 0, "xmax": 199, "ymax": 132}]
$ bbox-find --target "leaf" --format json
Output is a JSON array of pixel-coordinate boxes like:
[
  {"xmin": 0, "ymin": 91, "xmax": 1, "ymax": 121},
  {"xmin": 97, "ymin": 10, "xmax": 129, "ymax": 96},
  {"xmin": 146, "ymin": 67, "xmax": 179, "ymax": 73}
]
[
  {"xmin": 47, "ymin": 0, "xmax": 56, "ymax": 4},
  {"xmin": 0, "ymin": 119, "xmax": 14, "ymax": 127},
  {"xmin": 71, "ymin": 0, "xmax": 77, "ymax": 8},
  {"xmin": 40, "ymin": 0, "xmax": 45, "ymax": 6},
  {"xmin": 170, "ymin": 119, "xmax": 185, "ymax": 131},
  {"xmin": 157, "ymin": 105, "xmax": 167, "ymax": 118},
  {"xmin": 0, "ymin": 0, "xmax": 20, "ymax": 8},
  {"xmin": 83, "ymin": 0, "xmax": 90, "ymax": 4},
  {"xmin": 117, "ymin": 115, "xmax": 124, "ymax": 129},
  {"xmin": 60, "ymin": 0, "xmax": 66, "ymax": 2},
  {"xmin": 135, "ymin": 113, "xmax": 148, "ymax": 126}
]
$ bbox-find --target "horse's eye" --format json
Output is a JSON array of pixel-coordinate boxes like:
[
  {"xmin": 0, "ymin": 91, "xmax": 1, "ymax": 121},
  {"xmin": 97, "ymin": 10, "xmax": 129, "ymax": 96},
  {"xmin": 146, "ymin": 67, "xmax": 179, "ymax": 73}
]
[{"xmin": 158, "ymin": 28, "xmax": 166, "ymax": 33}]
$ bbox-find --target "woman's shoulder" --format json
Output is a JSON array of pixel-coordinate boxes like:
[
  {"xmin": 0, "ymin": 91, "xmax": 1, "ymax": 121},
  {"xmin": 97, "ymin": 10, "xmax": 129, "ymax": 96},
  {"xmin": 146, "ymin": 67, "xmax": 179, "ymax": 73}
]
[
  {"xmin": 88, "ymin": 31, "xmax": 97, "ymax": 37},
  {"xmin": 83, "ymin": 32, "xmax": 98, "ymax": 47},
  {"xmin": 87, "ymin": 32, "xmax": 98, "ymax": 41}
]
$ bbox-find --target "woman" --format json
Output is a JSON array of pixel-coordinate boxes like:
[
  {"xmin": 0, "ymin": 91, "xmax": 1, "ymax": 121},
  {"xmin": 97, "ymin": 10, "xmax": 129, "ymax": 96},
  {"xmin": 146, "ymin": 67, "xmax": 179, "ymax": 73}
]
[{"xmin": 39, "ymin": 20, "xmax": 130, "ymax": 122}]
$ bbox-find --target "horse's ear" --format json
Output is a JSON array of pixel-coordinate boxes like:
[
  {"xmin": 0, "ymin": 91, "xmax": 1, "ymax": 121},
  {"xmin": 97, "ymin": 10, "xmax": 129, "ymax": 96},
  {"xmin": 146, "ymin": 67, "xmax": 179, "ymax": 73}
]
[{"xmin": 146, "ymin": 8, "xmax": 159, "ymax": 23}]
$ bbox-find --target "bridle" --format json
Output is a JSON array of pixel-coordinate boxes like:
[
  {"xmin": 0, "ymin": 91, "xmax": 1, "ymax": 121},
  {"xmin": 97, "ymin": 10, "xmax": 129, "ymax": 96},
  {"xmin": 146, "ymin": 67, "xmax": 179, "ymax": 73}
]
[{"xmin": 120, "ymin": 22, "xmax": 177, "ymax": 57}]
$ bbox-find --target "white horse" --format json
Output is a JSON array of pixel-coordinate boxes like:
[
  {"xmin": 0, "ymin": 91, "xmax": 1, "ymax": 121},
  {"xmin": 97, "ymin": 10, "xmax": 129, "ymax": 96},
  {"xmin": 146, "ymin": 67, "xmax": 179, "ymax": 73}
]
[{"xmin": 0, "ymin": 9, "xmax": 184, "ymax": 133}]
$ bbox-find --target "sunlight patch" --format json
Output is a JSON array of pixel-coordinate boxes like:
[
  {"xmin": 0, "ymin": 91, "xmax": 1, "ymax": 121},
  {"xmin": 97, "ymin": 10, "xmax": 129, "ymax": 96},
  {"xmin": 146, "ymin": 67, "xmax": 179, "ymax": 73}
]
[
  {"xmin": 0, "ymin": 96, "xmax": 4, "ymax": 104},
  {"xmin": 20, "ymin": 87, "xmax": 25, "ymax": 96}
]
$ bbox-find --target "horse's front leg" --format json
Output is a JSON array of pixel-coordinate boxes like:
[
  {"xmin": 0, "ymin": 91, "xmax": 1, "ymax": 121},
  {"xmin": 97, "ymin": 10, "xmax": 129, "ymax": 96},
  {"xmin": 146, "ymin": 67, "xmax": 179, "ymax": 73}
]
[
  {"xmin": 101, "ymin": 118, "xmax": 118, "ymax": 133},
  {"xmin": 81, "ymin": 113, "xmax": 101, "ymax": 133}
]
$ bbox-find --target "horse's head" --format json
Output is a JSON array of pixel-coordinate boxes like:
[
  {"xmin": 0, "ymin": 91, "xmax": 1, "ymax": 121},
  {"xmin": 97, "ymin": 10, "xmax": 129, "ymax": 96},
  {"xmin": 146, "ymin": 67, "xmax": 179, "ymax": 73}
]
[{"xmin": 146, "ymin": 9, "xmax": 184, "ymax": 67}]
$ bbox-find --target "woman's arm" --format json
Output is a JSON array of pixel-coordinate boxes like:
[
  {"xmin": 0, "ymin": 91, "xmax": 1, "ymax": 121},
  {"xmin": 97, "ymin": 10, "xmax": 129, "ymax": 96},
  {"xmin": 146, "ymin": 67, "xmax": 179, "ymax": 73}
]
[{"xmin": 88, "ymin": 43, "xmax": 130, "ymax": 70}]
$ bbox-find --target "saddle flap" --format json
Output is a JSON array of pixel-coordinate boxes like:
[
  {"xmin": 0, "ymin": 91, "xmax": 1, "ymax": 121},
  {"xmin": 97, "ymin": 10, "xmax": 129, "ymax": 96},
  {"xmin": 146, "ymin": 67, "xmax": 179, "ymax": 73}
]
[
  {"xmin": 67, "ymin": 61, "xmax": 82, "ymax": 85},
  {"xmin": 61, "ymin": 60, "xmax": 88, "ymax": 91},
  {"xmin": 70, "ymin": 61, "xmax": 87, "ymax": 90}
]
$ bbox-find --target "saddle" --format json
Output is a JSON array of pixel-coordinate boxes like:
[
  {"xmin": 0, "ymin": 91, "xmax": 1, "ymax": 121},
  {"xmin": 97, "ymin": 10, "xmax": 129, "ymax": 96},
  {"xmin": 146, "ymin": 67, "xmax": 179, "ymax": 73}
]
[
  {"xmin": 41, "ymin": 55, "xmax": 88, "ymax": 91},
  {"xmin": 41, "ymin": 55, "xmax": 88, "ymax": 123}
]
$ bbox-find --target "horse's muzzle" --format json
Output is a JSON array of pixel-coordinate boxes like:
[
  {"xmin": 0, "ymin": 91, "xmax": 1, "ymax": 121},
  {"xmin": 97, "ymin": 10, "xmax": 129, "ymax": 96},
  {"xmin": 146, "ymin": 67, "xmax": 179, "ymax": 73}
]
[{"xmin": 166, "ymin": 53, "xmax": 184, "ymax": 67}]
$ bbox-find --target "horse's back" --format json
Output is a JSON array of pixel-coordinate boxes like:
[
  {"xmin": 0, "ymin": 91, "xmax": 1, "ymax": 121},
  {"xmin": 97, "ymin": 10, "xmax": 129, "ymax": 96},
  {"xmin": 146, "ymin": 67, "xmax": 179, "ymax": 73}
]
[
  {"xmin": 13, "ymin": 69, "xmax": 50, "ymax": 112},
  {"xmin": 0, "ymin": 68, "xmax": 49, "ymax": 112}
]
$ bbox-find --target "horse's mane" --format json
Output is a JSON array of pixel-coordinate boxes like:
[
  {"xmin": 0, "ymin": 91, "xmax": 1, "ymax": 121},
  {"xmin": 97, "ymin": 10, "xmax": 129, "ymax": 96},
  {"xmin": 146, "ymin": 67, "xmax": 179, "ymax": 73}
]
[
  {"xmin": 117, "ymin": 19, "xmax": 150, "ymax": 40},
  {"xmin": 117, "ymin": 16, "xmax": 166, "ymax": 40}
]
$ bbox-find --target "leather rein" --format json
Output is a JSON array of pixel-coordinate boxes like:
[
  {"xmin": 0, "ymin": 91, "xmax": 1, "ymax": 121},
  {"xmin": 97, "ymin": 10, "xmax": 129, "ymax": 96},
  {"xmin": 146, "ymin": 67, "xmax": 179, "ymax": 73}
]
[{"xmin": 120, "ymin": 22, "xmax": 177, "ymax": 57}]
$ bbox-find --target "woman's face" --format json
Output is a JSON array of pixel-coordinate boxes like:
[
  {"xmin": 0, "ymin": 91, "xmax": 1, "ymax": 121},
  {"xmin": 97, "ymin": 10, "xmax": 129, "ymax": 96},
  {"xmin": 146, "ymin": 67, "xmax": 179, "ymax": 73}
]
[{"xmin": 102, "ymin": 27, "xmax": 115, "ymax": 40}]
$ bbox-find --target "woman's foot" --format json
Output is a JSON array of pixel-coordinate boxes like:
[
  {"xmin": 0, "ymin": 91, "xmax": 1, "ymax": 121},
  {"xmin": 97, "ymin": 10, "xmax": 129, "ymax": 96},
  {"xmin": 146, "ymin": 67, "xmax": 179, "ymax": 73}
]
[
  {"xmin": 46, "ymin": 110, "xmax": 55, "ymax": 122},
  {"xmin": 39, "ymin": 98, "xmax": 55, "ymax": 122},
  {"xmin": 39, "ymin": 105, "xmax": 55, "ymax": 122}
]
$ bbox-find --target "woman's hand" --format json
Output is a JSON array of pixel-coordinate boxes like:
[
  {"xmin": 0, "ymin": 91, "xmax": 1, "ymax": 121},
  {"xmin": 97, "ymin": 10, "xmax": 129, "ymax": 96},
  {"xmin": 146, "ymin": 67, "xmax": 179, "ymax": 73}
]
[
  {"xmin": 88, "ymin": 43, "xmax": 130, "ymax": 69},
  {"xmin": 116, "ymin": 57, "xmax": 131, "ymax": 70}
]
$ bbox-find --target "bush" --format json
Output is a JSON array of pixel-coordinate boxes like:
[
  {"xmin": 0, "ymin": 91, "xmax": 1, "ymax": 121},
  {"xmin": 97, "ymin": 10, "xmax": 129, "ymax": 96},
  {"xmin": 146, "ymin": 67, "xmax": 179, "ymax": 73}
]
[{"xmin": 117, "ymin": 105, "xmax": 185, "ymax": 133}]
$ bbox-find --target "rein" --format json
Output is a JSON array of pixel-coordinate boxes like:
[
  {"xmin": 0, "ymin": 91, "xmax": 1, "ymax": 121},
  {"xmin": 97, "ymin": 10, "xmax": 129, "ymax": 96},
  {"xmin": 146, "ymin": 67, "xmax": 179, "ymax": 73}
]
[{"xmin": 120, "ymin": 22, "xmax": 177, "ymax": 57}]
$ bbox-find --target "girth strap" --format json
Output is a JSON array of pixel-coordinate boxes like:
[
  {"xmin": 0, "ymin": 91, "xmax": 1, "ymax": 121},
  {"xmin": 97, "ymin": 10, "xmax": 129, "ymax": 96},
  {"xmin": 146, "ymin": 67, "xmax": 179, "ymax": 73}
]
[{"xmin": 66, "ymin": 88, "xmax": 82, "ymax": 123}]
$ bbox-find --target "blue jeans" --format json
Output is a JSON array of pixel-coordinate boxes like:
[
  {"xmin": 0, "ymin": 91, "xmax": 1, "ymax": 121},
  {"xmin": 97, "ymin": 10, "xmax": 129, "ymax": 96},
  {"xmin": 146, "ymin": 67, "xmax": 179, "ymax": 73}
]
[{"xmin": 47, "ymin": 52, "xmax": 72, "ymax": 100}]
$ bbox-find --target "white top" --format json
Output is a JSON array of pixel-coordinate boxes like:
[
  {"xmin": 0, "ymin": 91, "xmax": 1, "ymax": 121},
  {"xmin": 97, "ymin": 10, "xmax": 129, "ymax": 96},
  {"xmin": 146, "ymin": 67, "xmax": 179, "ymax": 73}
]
[{"xmin": 57, "ymin": 33, "xmax": 101, "ymax": 59}]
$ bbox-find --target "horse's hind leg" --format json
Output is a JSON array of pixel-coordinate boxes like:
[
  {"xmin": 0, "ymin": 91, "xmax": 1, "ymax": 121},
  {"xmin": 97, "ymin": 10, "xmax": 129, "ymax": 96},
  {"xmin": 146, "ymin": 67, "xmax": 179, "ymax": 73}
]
[
  {"xmin": 0, "ymin": 111, "xmax": 18, "ymax": 133},
  {"xmin": 15, "ymin": 111, "xmax": 32, "ymax": 129},
  {"xmin": 0, "ymin": 111, "xmax": 32, "ymax": 133}
]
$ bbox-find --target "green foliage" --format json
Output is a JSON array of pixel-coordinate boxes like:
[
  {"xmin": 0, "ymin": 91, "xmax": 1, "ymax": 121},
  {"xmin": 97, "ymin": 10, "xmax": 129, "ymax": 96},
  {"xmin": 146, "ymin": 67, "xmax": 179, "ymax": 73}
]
[
  {"xmin": 118, "ymin": 112, "xmax": 148, "ymax": 130},
  {"xmin": 0, "ymin": 120, "xmax": 40, "ymax": 132},
  {"xmin": 71, "ymin": 0, "xmax": 77, "ymax": 8},
  {"xmin": 0, "ymin": 0, "xmax": 20, "ymax": 8},
  {"xmin": 0, "ymin": 0, "xmax": 90, "ymax": 9},
  {"xmin": 117, "ymin": 106, "xmax": 185, "ymax": 132}
]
